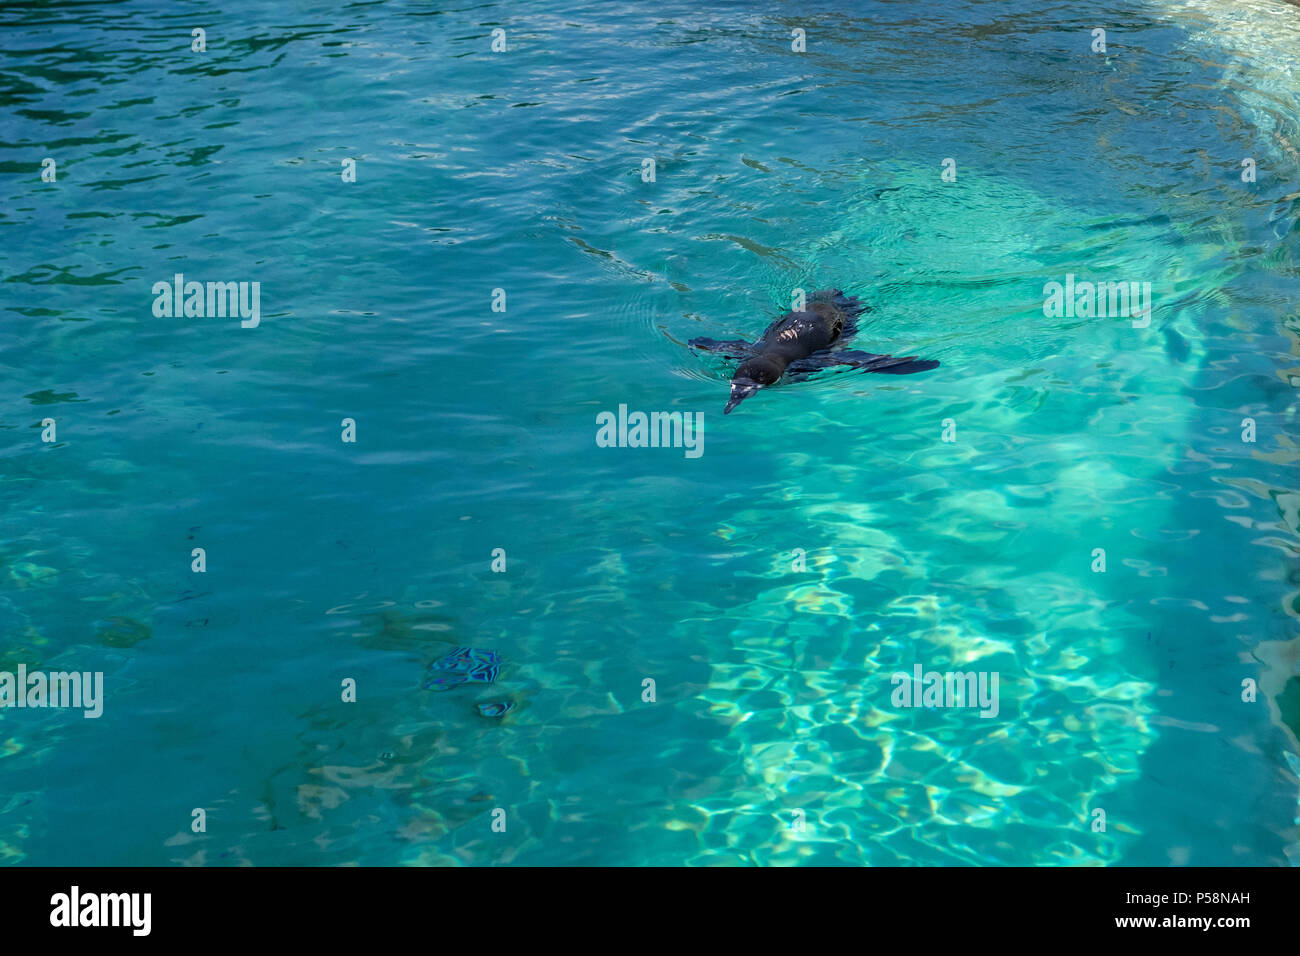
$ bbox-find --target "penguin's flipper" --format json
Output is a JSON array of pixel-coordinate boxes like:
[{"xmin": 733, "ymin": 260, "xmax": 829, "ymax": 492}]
[
  {"xmin": 783, "ymin": 353, "xmax": 845, "ymax": 381},
  {"xmin": 689, "ymin": 337, "xmax": 754, "ymax": 359},
  {"xmin": 830, "ymin": 350, "xmax": 940, "ymax": 374}
]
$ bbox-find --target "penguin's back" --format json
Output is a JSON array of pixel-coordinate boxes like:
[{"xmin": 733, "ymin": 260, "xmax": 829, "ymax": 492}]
[{"xmin": 757, "ymin": 302, "xmax": 846, "ymax": 354}]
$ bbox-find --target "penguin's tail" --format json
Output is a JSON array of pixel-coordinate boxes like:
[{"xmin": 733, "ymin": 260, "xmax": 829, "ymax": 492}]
[{"xmin": 809, "ymin": 288, "xmax": 869, "ymax": 318}]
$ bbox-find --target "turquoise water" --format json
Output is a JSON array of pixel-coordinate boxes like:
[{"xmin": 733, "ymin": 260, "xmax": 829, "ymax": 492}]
[{"xmin": 2, "ymin": 0, "xmax": 1299, "ymax": 866}]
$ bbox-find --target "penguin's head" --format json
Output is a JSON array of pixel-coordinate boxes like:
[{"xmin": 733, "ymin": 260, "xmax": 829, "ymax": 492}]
[{"xmin": 724, "ymin": 357, "xmax": 781, "ymax": 414}]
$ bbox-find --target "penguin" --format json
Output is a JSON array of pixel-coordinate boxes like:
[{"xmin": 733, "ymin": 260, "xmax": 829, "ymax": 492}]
[{"xmin": 689, "ymin": 289, "xmax": 939, "ymax": 414}]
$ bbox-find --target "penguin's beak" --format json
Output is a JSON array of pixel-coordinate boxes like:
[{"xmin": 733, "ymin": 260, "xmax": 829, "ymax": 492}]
[{"xmin": 724, "ymin": 379, "xmax": 761, "ymax": 414}]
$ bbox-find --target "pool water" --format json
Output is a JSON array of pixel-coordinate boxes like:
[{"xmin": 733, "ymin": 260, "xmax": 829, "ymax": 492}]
[{"xmin": 2, "ymin": 0, "xmax": 1298, "ymax": 866}]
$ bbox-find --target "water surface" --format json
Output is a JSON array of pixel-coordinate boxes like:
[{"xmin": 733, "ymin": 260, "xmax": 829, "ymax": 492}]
[{"xmin": 1, "ymin": 0, "xmax": 1298, "ymax": 866}]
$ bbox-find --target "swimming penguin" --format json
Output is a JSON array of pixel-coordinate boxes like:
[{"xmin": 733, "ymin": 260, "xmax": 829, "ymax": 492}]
[{"xmin": 689, "ymin": 289, "xmax": 939, "ymax": 414}]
